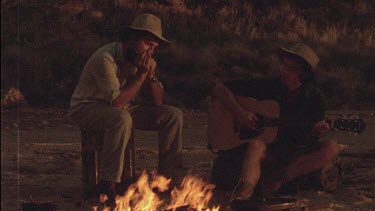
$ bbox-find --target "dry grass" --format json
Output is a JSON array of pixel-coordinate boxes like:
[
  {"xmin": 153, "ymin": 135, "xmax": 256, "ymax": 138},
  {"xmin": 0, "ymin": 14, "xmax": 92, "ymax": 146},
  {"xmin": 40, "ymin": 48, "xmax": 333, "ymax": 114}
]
[{"xmin": 1, "ymin": 0, "xmax": 374, "ymax": 108}]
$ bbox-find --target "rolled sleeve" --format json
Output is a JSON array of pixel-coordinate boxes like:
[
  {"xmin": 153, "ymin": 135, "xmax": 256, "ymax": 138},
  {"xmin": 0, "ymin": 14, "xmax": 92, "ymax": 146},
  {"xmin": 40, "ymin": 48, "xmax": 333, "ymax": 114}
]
[{"xmin": 92, "ymin": 57, "xmax": 121, "ymax": 104}]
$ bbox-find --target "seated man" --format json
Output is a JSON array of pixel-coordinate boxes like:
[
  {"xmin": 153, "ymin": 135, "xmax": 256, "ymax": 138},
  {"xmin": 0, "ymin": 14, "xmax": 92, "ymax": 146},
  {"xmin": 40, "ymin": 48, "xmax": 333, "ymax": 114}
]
[
  {"xmin": 209, "ymin": 43, "xmax": 340, "ymax": 200},
  {"xmin": 70, "ymin": 13, "xmax": 183, "ymax": 205}
]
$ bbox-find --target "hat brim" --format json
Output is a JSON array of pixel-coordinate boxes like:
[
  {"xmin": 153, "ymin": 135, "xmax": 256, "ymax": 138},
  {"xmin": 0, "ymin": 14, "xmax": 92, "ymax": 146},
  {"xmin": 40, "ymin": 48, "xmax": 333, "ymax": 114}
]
[
  {"xmin": 278, "ymin": 47, "xmax": 314, "ymax": 71},
  {"xmin": 124, "ymin": 26, "xmax": 172, "ymax": 48}
]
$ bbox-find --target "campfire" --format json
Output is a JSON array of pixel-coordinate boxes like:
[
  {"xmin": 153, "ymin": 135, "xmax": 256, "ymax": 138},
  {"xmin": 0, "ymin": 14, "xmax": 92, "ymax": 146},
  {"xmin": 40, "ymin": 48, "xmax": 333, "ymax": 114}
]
[{"xmin": 103, "ymin": 171, "xmax": 220, "ymax": 211}]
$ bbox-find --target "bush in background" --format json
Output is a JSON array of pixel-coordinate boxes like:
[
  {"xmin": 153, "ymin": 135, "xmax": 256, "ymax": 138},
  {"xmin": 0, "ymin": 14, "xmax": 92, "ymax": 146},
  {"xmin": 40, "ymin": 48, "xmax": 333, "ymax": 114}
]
[{"xmin": 1, "ymin": 0, "xmax": 374, "ymax": 109}]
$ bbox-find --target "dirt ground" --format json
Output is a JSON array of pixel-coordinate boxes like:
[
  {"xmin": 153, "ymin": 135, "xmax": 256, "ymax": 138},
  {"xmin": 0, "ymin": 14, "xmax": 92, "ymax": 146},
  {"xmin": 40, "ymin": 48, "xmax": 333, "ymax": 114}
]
[{"xmin": 1, "ymin": 108, "xmax": 375, "ymax": 210}]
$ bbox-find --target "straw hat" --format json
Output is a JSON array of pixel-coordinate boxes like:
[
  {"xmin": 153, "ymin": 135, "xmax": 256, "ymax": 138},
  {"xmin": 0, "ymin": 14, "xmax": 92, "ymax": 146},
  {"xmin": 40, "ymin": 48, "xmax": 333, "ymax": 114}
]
[
  {"xmin": 279, "ymin": 43, "xmax": 319, "ymax": 71},
  {"xmin": 125, "ymin": 13, "xmax": 172, "ymax": 47}
]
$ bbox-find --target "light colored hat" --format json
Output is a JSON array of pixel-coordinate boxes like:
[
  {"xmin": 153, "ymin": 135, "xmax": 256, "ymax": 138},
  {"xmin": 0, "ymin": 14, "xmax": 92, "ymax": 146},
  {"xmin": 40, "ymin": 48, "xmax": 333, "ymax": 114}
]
[
  {"xmin": 126, "ymin": 13, "xmax": 172, "ymax": 47},
  {"xmin": 279, "ymin": 43, "xmax": 319, "ymax": 70}
]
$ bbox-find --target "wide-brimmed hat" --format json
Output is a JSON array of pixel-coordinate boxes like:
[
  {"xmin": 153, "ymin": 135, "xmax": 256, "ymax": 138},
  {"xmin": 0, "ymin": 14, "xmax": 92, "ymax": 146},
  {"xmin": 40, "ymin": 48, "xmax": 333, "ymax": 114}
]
[
  {"xmin": 125, "ymin": 13, "xmax": 172, "ymax": 48},
  {"xmin": 279, "ymin": 43, "xmax": 319, "ymax": 71}
]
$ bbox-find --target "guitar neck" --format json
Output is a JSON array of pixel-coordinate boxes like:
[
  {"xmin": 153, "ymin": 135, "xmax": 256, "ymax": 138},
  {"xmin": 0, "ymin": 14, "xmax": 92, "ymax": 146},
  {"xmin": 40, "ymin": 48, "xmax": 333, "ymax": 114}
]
[
  {"xmin": 262, "ymin": 118, "xmax": 364, "ymax": 134},
  {"xmin": 262, "ymin": 118, "xmax": 332, "ymax": 128}
]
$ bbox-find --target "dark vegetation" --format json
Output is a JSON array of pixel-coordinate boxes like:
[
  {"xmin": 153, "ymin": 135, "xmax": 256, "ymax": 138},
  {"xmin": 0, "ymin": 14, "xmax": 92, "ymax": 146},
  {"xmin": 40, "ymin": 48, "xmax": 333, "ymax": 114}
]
[{"xmin": 1, "ymin": 0, "xmax": 374, "ymax": 108}]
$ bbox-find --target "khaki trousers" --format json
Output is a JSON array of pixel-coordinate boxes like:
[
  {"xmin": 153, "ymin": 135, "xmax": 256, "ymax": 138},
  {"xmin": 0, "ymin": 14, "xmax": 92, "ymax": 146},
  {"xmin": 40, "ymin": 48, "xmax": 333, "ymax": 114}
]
[{"xmin": 71, "ymin": 103, "xmax": 183, "ymax": 182}]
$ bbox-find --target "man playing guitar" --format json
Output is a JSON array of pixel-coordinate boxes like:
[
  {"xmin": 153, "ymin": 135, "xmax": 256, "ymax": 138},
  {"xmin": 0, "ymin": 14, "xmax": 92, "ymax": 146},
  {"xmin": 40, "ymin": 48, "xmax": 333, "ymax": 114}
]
[{"xmin": 209, "ymin": 43, "xmax": 340, "ymax": 200}]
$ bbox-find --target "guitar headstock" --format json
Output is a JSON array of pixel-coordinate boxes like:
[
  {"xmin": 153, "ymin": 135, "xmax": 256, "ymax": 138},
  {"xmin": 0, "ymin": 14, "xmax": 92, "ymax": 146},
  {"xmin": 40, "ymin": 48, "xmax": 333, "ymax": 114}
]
[{"xmin": 332, "ymin": 116, "xmax": 367, "ymax": 134}]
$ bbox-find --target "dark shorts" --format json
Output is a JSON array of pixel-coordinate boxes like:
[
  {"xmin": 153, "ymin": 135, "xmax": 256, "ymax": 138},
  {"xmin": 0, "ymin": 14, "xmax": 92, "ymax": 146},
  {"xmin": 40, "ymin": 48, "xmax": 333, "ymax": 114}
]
[
  {"xmin": 263, "ymin": 131, "xmax": 336, "ymax": 172},
  {"xmin": 211, "ymin": 132, "xmax": 336, "ymax": 189}
]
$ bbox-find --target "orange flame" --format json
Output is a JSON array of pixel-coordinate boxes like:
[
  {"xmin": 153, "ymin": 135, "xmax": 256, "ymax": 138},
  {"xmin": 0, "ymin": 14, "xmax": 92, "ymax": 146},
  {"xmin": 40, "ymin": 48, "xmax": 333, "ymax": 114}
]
[
  {"xmin": 114, "ymin": 171, "xmax": 164, "ymax": 211},
  {"xmin": 107, "ymin": 171, "xmax": 219, "ymax": 211},
  {"xmin": 168, "ymin": 175, "xmax": 217, "ymax": 211},
  {"xmin": 150, "ymin": 172, "xmax": 172, "ymax": 193}
]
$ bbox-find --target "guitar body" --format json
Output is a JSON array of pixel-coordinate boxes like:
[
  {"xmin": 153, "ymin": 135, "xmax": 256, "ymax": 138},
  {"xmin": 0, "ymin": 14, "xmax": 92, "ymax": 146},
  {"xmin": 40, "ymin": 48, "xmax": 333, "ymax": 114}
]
[{"xmin": 207, "ymin": 97, "xmax": 280, "ymax": 151}]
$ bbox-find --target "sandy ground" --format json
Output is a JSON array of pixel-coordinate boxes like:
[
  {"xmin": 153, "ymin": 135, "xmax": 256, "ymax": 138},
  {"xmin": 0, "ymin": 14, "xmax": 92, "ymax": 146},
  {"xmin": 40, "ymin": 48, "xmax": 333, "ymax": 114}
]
[{"xmin": 1, "ymin": 108, "xmax": 375, "ymax": 210}]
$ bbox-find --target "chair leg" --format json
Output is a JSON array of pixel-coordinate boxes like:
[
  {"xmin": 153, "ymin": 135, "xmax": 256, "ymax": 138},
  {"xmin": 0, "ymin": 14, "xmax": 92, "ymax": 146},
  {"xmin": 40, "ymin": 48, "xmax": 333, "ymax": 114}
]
[
  {"xmin": 121, "ymin": 129, "xmax": 137, "ymax": 190},
  {"xmin": 81, "ymin": 130, "xmax": 100, "ymax": 198},
  {"xmin": 81, "ymin": 129, "xmax": 137, "ymax": 196}
]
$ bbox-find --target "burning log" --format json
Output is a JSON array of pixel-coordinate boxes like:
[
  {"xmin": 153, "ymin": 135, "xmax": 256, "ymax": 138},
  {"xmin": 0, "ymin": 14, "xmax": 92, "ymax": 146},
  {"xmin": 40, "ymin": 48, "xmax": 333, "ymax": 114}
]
[
  {"xmin": 229, "ymin": 197, "xmax": 336, "ymax": 211},
  {"xmin": 229, "ymin": 197, "xmax": 306, "ymax": 211},
  {"xmin": 164, "ymin": 205, "xmax": 218, "ymax": 211}
]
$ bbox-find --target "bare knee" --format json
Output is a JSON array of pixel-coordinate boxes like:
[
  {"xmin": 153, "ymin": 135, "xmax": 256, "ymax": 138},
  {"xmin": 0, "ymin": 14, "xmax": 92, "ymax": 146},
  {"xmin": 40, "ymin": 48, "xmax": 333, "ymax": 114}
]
[
  {"xmin": 321, "ymin": 140, "xmax": 340, "ymax": 161},
  {"xmin": 118, "ymin": 110, "xmax": 133, "ymax": 128},
  {"xmin": 163, "ymin": 105, "xmax": 183, "ymax": 125},
  {"xmin": 247, "ymin": 139, "xmax": 266, "ymax": 160}
]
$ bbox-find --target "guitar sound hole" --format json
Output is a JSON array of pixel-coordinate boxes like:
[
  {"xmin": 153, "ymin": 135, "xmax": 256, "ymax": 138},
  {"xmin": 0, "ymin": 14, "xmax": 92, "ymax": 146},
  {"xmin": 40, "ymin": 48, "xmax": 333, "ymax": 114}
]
[{"xmin": 239, "ymin": 126, "xmax": 264, "ymax": 140}]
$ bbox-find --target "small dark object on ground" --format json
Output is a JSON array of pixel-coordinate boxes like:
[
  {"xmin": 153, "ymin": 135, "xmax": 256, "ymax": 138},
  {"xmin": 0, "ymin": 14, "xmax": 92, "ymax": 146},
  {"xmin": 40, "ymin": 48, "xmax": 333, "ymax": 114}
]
[{"xmin": 22, "ymin": 201, "xmax": 57, "ymax": 211}]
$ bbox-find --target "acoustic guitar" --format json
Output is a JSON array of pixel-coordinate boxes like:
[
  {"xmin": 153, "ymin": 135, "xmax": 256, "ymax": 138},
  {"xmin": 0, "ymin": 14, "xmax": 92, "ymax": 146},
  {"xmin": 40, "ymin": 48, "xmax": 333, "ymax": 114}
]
[{"xmin": 207, "ymin": 97, "xmax": 366, "ymax": 151}]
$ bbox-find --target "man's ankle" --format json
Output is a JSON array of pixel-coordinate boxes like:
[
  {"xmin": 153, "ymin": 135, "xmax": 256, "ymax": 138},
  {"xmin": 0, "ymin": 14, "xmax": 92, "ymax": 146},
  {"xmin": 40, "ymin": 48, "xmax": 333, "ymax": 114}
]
[
  {"xmin": 231, "ymin": 178, "xmax": 255, "ymax": 201},
  {"xmin": 97, "ymin": 180, "xmax": 117, "ymax": 207}
]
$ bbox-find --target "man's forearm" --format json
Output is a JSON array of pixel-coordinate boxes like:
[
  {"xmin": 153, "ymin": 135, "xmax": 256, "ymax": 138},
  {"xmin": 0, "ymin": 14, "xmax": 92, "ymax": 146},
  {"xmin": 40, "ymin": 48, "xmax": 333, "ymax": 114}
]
[
  {"xmin": 148, "ymin": 80, "xmax": 163, "ymax": 106},
  {"xmin": 112, "ymin": 72, "xmax": 148, "ymax": 108},
  {"xmin": 213, "ymin": 83, "xmax": 246, "ymax": 117}
]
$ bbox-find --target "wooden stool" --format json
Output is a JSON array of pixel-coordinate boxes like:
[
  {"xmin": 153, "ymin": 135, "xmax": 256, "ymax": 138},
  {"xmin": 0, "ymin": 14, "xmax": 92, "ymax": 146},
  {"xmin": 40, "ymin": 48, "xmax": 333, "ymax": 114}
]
[{"xmin": 81, "ymin": 129, "xmax": 137, "ymax": 191}]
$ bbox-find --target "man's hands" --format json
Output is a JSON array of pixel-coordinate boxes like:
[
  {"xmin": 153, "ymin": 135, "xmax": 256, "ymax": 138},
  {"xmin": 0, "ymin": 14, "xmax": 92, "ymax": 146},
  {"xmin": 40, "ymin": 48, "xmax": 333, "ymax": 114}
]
[
  {"xmin": 237, "ymin": 109, "xmax": 258, "ymax": 130},
  {"xmin": 312, "ymin": 120, "xmax": 330, "ymax": 138},
  {"xmin": 131, "ymin": 47, "xmax": 163, "ymax": 106},
  {"xmin": 134, "ymin": 49, "xmax": 157, "ymax": 79},
  {"xmin": 147, "ymin": 59, "xmax": 157, "ymax": 80},
  {"xmin": 213, "ymin": 83, "xmax": 258, "ymax": 130}
]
